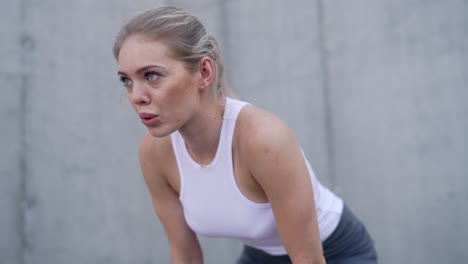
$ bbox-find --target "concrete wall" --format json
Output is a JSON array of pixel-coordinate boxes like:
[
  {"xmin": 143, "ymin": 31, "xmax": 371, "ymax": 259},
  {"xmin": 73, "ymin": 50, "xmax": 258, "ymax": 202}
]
[
  {"xmin": 1, "ymin": 1, "xmax": 23, "ymax": 263},
  {"xmin": 1, "ymin": 0, "xmax": 467, "ymax": 263},
  {"xmin": 321, "ymin": 2, "xmax": 468, "ymax": 263}
]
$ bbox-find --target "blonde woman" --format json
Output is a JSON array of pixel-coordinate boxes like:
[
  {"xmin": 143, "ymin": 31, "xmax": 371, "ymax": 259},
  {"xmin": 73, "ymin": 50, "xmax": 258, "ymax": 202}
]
[{"xmin": 113, "ymin": 6, "xmax": 377, "ymax": 264}]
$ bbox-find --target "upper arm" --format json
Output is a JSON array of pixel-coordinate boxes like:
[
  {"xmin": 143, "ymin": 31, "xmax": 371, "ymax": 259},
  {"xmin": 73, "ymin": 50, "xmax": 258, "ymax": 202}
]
[
  {"xmin": 241, "ymin": 110, "xmax": 324, "ymax": 264},
  {"xmin": 139, "ymin": 134, "xmax": 202, "ymax": 263}
]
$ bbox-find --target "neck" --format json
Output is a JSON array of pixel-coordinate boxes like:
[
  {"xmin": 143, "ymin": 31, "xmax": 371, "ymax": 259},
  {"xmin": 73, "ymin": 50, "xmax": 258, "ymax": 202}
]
[{"xmin": 178, "ymin": 95, "xmax": 226, "ymax": 165}]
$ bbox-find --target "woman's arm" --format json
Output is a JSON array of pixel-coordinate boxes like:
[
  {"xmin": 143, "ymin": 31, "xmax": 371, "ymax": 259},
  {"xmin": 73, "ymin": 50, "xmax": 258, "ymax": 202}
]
[
  {"xmin": 241, "ymin": 108, "xmax": 326, "ymax": 264},
  {"xmin": 139, "ymin": 134, "xmax": 203, "ymax": 264}
]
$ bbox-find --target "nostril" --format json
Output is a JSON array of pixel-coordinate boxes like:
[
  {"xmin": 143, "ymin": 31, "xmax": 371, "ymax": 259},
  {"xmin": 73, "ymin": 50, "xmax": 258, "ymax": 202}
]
[{"xmin": 133, "ymin": 93, "xmax": 150, "ymax": 104}]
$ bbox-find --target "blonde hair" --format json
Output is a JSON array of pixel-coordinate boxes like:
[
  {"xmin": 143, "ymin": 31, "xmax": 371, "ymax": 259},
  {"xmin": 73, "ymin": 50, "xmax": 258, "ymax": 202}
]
[{"xmin": 113, "ymin": 6, "xmax": 233, "ymax": 99}]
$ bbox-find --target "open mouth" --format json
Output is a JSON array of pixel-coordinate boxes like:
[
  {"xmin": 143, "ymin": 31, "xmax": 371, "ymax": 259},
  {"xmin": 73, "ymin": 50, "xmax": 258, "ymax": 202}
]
[{"xmin": 139, "ymin": 113, "xmax": 159, "ymax": 126}]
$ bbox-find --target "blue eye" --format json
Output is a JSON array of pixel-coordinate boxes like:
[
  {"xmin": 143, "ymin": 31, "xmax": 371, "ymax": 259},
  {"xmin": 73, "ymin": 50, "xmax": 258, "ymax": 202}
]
[
  {"xmin": 119, "ymin": 76, "xmax": 133, "ymax": 87},
  {"xmin": 145, "ymin": 72, "xmax": 160, "ymax": 81}
]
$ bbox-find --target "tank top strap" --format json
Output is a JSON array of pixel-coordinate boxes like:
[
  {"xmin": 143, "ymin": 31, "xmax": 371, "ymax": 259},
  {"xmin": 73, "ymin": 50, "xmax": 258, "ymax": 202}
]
[
  {"xmin": 224, "ymin": 97, "xmax": 249, "ymax": 120},
  {"xmin": 222, "ymin": 97, "xmax": 250, "ymax": 150}
]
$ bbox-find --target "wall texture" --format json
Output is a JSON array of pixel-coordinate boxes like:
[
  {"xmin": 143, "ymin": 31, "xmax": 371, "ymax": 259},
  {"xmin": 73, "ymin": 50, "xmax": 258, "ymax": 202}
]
[
  {"xmin": 1, "ymin": 1, "xmax": 23, "ymax": 263},
  {"xmin": 1, "ymin": 0, "xmax": 467, "ymax": 263},
  {"xmin": 321, "ymin": 1, "xmax": 468, "ymax": 263}
]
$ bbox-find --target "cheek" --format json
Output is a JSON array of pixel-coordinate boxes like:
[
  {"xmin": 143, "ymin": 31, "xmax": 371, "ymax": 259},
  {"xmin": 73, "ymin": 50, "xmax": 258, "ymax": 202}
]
[
  {"xmin": 165, "ymin": 80, "xmax": 195, "ymax": 105},
  {"xmin": 160, "ymin": 86, "xmax": 196, "ymax": 121},
  {"xmin": 125, "ymin": 91, "xmax": 139, "ymax": 111}
]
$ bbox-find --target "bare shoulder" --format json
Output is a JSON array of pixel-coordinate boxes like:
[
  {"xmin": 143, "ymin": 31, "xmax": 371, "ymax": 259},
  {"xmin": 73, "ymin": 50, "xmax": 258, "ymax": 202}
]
[
  {"xmin": 234, "ymin": 104, "xmax": 303, "ymax": 182},
  {"xmin": 138, "ymin": 133, "xmax": 176, "ymax": 191},
  {"xmin": 139, "ymin": 133, "xmax": 173, "ymax": 168},
  {"xmin": 236, "ymin": 105, "xmax": 297, "ymax": 154},
  {"xmin": 139, "ymin": 133, "xmax": 173, "ymax": 164}
]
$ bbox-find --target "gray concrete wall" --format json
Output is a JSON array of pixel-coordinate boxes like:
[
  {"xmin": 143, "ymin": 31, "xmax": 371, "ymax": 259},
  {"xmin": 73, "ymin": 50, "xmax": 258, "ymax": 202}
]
[
  {"xmin": 1, "ymin": 1, "xmax": 467, "ymax": 263},
  {"xmin": 321, "ymin": 1, "xmax": 468, "ymax": 263},
  {"xmin": 1, "ymin": 1, "xmax": 23, "ymax": 263}
]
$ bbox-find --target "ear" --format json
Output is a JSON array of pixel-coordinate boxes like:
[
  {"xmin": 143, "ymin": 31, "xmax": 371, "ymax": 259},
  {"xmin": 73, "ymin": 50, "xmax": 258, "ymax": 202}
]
[{"xmin": 198, "ymin": 56, "xmax": 215, "ymax": 91}]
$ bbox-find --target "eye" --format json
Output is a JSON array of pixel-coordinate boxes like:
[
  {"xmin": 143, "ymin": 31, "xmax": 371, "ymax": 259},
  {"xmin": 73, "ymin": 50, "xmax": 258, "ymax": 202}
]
[
  {"xmin": 145, "ymin": 71, "xmax": 160, "ymax": 81},
  {"xmin": 119, "ymin": 76, "xmax": 133, "ymax": 87}
]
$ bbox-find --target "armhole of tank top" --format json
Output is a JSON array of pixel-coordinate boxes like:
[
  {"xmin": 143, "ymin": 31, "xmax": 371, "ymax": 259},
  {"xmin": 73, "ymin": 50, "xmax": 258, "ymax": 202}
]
[
  {"xmin": 170, "ymin": 132, "xmax": 186, "ymax": 202},
  {"xmin": 226, "ymin": 101, "xmax": 271, "ymax": 209}
]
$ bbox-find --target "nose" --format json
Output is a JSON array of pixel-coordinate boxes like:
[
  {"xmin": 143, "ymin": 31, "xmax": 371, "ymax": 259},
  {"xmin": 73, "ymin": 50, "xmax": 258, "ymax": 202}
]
[{"xmin": 129, "ymin": 82, "xmax": 150, "ymax": 105}]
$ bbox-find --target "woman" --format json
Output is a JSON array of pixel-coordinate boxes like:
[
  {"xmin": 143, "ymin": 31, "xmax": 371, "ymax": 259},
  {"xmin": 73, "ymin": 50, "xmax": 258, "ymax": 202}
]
[{"xmin": 113, "ymin": 6, "xmax": 377, "ymax": 264}]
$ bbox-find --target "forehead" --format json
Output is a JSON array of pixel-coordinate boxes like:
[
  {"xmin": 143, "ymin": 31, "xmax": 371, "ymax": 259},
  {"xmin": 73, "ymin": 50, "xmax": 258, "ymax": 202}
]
[{"xmin": 117, "ymin": 35, "xmax": 178, "ymax": 73}]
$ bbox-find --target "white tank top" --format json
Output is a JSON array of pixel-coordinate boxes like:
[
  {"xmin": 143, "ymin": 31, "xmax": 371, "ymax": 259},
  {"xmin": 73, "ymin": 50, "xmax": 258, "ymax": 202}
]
[{"xmin": 170, "ymin": 97, "xmax": 343, "ymax": 255}]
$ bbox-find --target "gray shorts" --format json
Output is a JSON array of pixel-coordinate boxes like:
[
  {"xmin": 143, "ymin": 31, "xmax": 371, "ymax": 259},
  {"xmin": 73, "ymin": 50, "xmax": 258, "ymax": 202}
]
[{"xmin": 236, "ymin": 204, "xmax": 378, "ymax": 264}]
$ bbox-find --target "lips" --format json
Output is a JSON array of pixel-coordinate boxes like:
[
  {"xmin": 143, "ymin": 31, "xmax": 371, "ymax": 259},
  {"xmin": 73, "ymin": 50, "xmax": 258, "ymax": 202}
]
[{"xmin": 139, "ymin": 112, "xmax": 160, "ymax": 127}]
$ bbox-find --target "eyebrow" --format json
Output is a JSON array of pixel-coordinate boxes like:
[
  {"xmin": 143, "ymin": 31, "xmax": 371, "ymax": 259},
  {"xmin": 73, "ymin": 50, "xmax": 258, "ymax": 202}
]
[{"xmin": 118, "ymin": 65, "xmax": 166, "ymax": 76}]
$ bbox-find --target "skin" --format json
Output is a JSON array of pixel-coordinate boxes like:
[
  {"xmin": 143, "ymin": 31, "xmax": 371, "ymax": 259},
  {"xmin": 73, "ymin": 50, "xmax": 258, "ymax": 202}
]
[{"xmin": 117, "ymin": 34, "xmax": 325, "ymax": 264}]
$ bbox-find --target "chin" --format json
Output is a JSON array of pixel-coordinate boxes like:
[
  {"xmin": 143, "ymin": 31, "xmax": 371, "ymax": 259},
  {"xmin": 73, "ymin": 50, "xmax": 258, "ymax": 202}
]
[{"xmin": 147, "ymin": 126, "xmax": 174, "ymax": 138}]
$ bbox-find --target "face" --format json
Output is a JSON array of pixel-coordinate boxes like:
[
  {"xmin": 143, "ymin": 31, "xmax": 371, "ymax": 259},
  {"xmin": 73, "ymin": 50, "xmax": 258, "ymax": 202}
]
[{"xmin": 117, "ymin": 35, "xmax": 201, "ymax": 137}]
